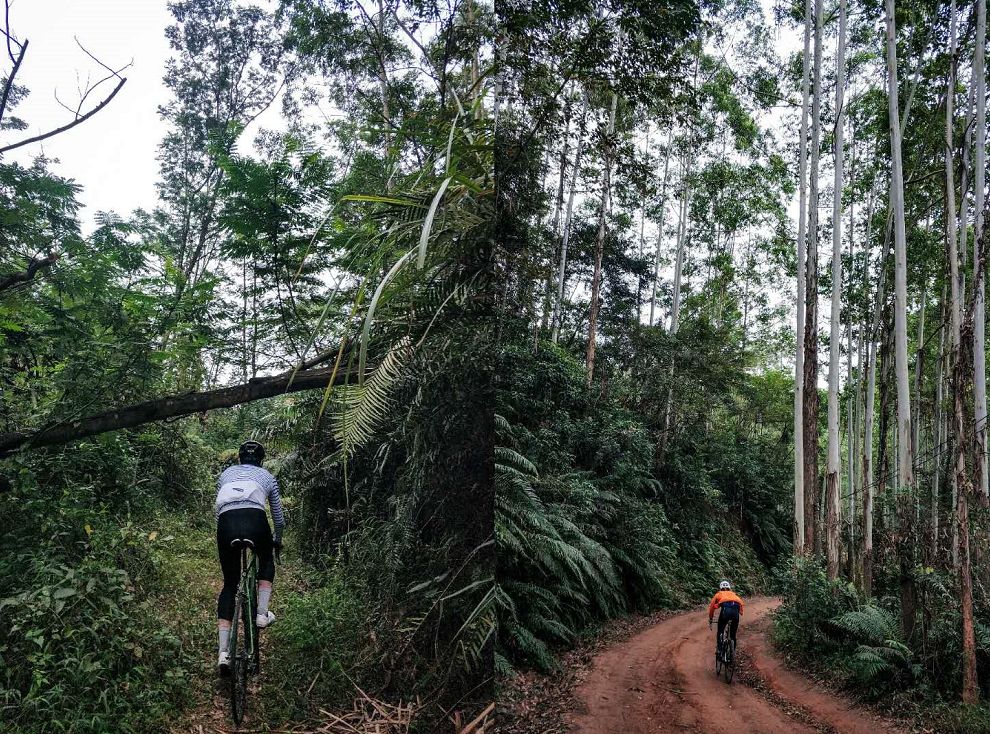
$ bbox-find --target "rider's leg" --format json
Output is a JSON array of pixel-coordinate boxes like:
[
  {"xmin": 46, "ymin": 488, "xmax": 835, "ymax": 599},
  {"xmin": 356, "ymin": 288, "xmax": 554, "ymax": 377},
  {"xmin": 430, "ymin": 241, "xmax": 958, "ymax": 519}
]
[
  {"xmin": 729, "ymin": 616, "xmax": 738, "ymax": 644},
  {"xmin": 255, "ymin": 515, "xmax": 277, "ymax": 626},
  {"xmin": 258, "ymin": 580, "xmax": 273, "ymax": 616},
  {"xmin": 218, "ymin": 619, "xmax": 231, "ymax": 651},
  {"xmin": 216, "ymin": 511, "xmax": 243, "ymax": 658},
  {"xmin": 716, "ymin": 611, "xmax": 728, "ymax": 652}
]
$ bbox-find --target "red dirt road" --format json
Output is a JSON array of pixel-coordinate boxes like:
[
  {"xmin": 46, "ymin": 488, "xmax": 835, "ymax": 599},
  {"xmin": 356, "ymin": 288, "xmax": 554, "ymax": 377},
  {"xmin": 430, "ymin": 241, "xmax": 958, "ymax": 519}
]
[{"xmin": 568, "ymin": 596, "xmax": 896, "ymax": 734}]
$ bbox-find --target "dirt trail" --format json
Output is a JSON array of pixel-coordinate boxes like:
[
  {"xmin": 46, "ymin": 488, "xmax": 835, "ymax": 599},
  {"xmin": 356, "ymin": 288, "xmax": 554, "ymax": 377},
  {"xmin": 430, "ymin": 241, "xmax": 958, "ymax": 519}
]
[{"xmin": 568, "ymin": 596, "xmax": 896, "ymax": 734}]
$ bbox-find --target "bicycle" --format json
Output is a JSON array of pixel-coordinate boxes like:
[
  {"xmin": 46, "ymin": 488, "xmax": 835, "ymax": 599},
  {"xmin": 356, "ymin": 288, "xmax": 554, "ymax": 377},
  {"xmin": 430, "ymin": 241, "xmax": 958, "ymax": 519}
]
[
  {"xmin": 711, "ymin": 619, "xmax": 736, "ymax": 684},
  {"xmin": 225, "ymin": 537, "xmax": 280, "ymax": 725}
]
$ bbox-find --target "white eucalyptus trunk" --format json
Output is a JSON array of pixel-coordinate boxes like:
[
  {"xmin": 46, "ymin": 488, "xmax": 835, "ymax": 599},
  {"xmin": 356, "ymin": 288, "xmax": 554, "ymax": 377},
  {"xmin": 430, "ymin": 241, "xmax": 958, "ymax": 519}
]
[
  {"xmin": 885, "ymin": 0, "xmax": 913, "ymax": 503},
  {"xmin": 551, "ymin": 88, "xmax": 589, "ymax": 343},
  {"xmin": 826, "ymin": 0, "xmax": 847, "ymax": 580},
  {"xmin": 802, "ymin": 0, "xmax": 825, "ymax": 555},
  {"xmin": 973, "ymin": 0, "xmax": 988, "ymax": 501},
  {"xmin": 885, "ymin": 0, "xmax": 917, "ymax": 643},
  {"xmin": 794, "ymin": 0, "xmax": 814, "ymax": 555},
  {"xmin": 649, "ymin": 131, "xmax": 673, "ymax": 327},
  {"xmin": 586, "ymin": 91, "xmax": 618, "ymax": 386}
]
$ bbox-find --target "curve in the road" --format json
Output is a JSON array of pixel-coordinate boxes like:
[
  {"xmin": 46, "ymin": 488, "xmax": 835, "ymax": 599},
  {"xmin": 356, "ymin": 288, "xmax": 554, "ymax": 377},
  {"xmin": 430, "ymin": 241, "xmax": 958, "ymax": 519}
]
[{"xmin": 567, "ymin": 596, "xmax": 896, "ymax": 734}]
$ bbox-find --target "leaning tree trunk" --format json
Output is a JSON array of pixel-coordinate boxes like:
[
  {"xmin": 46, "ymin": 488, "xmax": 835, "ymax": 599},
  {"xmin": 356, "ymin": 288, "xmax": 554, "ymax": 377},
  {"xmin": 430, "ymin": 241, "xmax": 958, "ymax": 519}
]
[
  {"xmin": 794, "ymin": 0, "xmax": 814, "ymax": 555},
  {"xmin": 803, "ymin": 0, "xmax": 825, "ymax": 555},
  {"xmin": 885, "ymin": 0, "xmax": 917, "ymax": 643},
  {"xmin": 825, "ymin": 0, "xmax": 847, "ymax": 581},
  {"xmin": 585, "ymin": 91, "xmax": 618, "ymax": 387}
]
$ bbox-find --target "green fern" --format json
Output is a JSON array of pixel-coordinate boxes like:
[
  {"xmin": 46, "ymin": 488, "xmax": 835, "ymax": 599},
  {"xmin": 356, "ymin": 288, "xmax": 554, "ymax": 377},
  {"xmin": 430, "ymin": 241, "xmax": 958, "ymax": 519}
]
[
  {"xmin": 833, "ymin": 605, "xmax": 917, "ymax": 685},
  {"xmin": 331, "ymin": 337, "xmax": 411, "ymax": 456}
]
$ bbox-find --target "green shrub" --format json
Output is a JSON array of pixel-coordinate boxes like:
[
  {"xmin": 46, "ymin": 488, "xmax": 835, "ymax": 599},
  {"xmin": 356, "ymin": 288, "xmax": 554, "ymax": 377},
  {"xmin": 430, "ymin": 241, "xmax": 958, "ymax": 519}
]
[
  {"xmin": 0, "ymin": 519, "xmax": 194, "ymax": 734},
  {"xmin": 771, "ymin": 557, "xmax": 860, "ymax": 663}
]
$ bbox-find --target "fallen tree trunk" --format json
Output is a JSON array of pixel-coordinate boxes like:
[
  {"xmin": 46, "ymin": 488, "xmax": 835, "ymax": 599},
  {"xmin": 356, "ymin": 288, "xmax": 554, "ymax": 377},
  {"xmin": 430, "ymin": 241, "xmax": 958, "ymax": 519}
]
[{"xmin": 0, "ymin": 364, "xmax": 352, "ymax": 458}]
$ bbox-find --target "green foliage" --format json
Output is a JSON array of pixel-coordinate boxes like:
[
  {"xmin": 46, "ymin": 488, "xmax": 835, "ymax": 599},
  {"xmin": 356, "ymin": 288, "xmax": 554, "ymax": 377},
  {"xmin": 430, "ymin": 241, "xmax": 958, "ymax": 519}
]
[
  {"xmin": 833, "ymin": 606, "xmax": 919, "ymax": 687},
  {"xmin": 0, "ymin": 498, "xmax": 195, "ymax": 733},
  {"xmin": 770, "ymin": 559, "xmax": 990, "ymax": 704},
  {"xmin": 264, "ymin": 574, "xmax": 369, "ymax": 718},
  {"xmin": 496, "ymin": 340, "xmax": 784, "ymax": 671}
]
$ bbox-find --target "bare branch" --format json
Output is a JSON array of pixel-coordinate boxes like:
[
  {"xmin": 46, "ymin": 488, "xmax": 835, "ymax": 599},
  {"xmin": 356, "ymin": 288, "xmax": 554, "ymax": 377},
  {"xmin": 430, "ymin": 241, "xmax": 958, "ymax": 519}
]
[
  {"xmin": 3, "ymin": 0, "xmax": 23, "ymax": 64},
  {"xmin": 0, "ymin": 76, "xmax": 126, "ymax": 154},
  {"xmin": 0, "ymin": 34, "xmax": 24, "ymax": 122},
  {"xmin": 74, "ymin": 36, "xmax": 130, "ymax": 81}
]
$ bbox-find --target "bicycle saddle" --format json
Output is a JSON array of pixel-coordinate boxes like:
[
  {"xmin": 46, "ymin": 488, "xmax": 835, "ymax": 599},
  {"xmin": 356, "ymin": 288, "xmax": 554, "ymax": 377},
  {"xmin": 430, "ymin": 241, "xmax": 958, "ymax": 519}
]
[{"xmin": 230, "ymin": 538, "xmax": 256, "ymax": 550}]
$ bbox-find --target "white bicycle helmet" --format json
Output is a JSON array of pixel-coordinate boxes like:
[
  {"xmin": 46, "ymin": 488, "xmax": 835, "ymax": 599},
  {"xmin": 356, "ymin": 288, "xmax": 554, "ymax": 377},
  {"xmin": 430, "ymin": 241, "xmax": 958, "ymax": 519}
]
[{"xmin": 719, "ymin": 580, "xmax": 731, "ymax": 590}]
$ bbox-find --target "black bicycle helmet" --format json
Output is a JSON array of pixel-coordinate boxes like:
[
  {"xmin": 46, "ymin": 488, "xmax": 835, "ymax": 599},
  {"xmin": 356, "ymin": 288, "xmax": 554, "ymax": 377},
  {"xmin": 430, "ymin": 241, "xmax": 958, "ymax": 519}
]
[{"xmin": 238, "ymin": 440, "xmax": 266, "ymax": 466}]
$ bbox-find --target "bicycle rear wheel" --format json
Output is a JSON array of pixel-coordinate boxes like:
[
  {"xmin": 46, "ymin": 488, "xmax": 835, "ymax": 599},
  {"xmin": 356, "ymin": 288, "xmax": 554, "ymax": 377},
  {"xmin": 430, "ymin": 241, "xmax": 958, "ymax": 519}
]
[
  {"xmin": 724, "ymin": 640, "xmax": 735, "ymax": 684},
  {"xmin": 230, "ymin": 591, "xmax": 248, "ymax": 725}
]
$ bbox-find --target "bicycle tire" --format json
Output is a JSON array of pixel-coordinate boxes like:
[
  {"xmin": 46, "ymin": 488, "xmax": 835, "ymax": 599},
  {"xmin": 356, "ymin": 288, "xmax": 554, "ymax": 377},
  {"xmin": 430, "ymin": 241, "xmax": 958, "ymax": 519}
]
[
  {"xmin": 724, "ymin": 641, "xmax": 735, "ymax": 684},
  {"xmin": 230, "ymin": 589, "xmax": 248, "ymax": 725},
  {"xmin": 246, "ymin": 565, "xmax": 260, "ymax": 675}
]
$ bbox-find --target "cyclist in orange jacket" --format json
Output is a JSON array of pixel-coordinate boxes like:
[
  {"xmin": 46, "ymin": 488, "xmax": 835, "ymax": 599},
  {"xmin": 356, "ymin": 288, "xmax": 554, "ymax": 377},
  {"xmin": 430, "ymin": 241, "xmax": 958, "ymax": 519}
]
[{"xmin": 708, "ymin": 580, "xmax": 744, "ymax": 654}]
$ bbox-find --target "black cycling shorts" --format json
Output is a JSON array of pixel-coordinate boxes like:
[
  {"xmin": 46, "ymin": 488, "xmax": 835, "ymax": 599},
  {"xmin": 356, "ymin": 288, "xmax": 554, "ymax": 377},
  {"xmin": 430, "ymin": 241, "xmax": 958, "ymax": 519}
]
[
  {"xmin": 717, "ymin": 603, "xmax": 740, "ymax": 643},
  {"xmin": 216, "ymin": 508, "xmax": 275, "ymax": 620}
]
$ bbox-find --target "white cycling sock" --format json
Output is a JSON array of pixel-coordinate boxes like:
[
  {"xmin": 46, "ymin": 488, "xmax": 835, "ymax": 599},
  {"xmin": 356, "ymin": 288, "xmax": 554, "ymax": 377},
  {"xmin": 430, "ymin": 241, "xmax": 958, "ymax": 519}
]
[
  {"xmin": 218, "ymin": 627, "xmax": 230, "ymax": 653},
  {"xmin": 258, "ymin": 587, "xmax": 272, "ymax": 616}
]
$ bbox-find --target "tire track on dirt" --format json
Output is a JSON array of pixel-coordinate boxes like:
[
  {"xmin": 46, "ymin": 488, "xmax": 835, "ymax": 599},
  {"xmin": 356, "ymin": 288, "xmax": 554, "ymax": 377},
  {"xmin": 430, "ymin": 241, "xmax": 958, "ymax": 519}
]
[{"xmin": 567, "ymin": 596, "xmax": 897, "ymax": 734}]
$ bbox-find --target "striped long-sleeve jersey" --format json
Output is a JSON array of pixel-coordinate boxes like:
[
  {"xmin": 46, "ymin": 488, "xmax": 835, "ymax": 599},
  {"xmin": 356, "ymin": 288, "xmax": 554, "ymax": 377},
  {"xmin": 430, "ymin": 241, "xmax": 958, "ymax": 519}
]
[{"xmin": 215, "ymin": 464, "xmax": 285, "ymax": 532}]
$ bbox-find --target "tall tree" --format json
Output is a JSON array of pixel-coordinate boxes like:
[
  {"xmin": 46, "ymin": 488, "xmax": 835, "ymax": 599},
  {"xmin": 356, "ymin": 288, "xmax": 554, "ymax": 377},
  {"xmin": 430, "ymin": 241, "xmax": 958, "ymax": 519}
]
[
  {"xmin": 586, "ymin": 90, "xmax": 618, "ymax": 386},
  {"xmin": 552, "ymin": 89, "xmax": 589, "ymax": 342},
  {"xmin": 802, "ymin": 0, "xmax": 824, "ymax": 554},
  {"xmin": 973, "ymin": 0, "xmax": 989, "ymax": 503},
  {"xmin": 884, "ymin": 0, "xmax": 916, "ymax": 643},
  {"xmin": 825, "ymin": 0, "xmax": 847, "ymax": 581},
  {"xmin": 794, "ymin": 0, "xmax": 813, "ymax": 555}
]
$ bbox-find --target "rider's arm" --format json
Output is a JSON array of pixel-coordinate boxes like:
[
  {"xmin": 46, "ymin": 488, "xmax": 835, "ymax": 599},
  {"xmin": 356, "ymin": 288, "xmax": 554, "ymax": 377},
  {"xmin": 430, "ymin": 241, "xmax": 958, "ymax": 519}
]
[
  {"xmin": 707, "ymin": 594, "xmax": 720, "ymax": 621},
  {"xmin": 268, "ymin": 476, "xmax": 286, "ymax": 543}
]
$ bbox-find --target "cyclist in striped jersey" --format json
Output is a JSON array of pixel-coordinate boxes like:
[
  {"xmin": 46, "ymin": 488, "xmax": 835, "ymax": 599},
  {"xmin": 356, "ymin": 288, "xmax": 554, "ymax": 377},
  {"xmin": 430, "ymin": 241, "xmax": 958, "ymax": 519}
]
[{"xmin": 215, "ymin": 440, "xmax": 285, "ymax": 673}]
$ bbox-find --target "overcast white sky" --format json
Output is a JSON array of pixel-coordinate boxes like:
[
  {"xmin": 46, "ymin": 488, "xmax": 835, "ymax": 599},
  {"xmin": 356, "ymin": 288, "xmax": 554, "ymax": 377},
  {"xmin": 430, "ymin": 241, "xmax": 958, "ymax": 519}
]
[
  {"xmin": 3, "ymin": 1, "xmax": 174, "ymax": 226},
  {"xmin": 3, "ymin": 0, "xmax": 290, "ymax": 230}
]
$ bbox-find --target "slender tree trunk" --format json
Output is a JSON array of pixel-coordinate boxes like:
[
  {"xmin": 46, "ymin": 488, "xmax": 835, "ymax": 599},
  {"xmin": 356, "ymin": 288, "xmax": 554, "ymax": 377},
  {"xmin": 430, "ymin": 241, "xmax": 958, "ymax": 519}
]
[
  {"xmin": 660, "ymin": 159, "xmax": 691, "ymax": 455},
  {"xmin": 586, "ymin": 92, "xmax": 618, "ymax": 387},
  {"xmin": 635, "ymin": 123, "xmax": 651, "ymax": 315},
  {"xmin": 913, "ymin": 285, "xmax": 927, "ymax": 462},
  {"xmin": 649, "ymin": 130, "xmax": 673, "ymax": 327},
  {"xmin": 825, "ymin": 0, "xmax": 847, "ymax": 580},
  {"xmin": 885, "ymin": 0, "xmax": 917, "ymax": 643},
  {"xmin": 861, "ymin": 183, "xmax": 880, "ymax": 595},
  {"xmin": 972, "ymin": 0, "xmax": 988, "ymax": 504},
  {"xmin": 552, "ymin": 89, "xmax": 589, "ymax": 343},
  {"xmin": 934, "ymin": 286, "xmax": 947, "ymax": 562},
  {"xmin": 947, "ymin": 2, "xmax": 962, "ymax": 352},
  {"xmin": 953, "ymin": 281, "xmax": 981, "ymax": 704},
  {"xmin": 803, "ymin": 0, "xmax": 825, "ymax": 555},
  {"xmin": 794, "ymin": 0, "xmax": 814, "ymax": 555},
  {"xmin": 848, "ymin": 125, "xmax": 858, "ymax": 577}
]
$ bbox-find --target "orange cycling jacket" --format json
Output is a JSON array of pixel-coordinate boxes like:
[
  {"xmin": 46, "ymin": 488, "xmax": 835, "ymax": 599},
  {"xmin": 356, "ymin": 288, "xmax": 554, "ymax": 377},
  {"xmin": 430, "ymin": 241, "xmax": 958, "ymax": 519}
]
[{"xmin": 707, "ymin": 591, "xmax": 745, "ymax": 621}]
